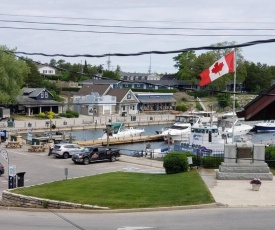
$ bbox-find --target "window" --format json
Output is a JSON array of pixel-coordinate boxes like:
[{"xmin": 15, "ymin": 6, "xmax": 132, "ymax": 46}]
[
  {"xmin": 41, "ymin": 91, "xmax": 44, "ymax": 98},
  {"xmin": 43, "ymin": 70, "xmax": 47, "ymax": 74},
  {"xmin": 45, "ymin": 92, "xmax": 48, "ymax": 98},
  {"xmin": 127, "ymin": 94, "xmax": 131, "ymax": 99}
]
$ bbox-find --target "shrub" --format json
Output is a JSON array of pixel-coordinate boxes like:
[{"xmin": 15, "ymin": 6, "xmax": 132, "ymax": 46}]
[
  {"xmin": 66, "ymin": 110, "xmax": 79, "ymax": 118},
  {"xmin": 59, "ymin": 110, "xmax": 79, "ymax": 118},
  {"xmin": 201, "ymin": 156, "xmax": 223, "ymax": 168},
  {"xmin": 163, "ymin": 152, "xmax": 189, "ymax": 174},
  {"xmin": 175, "ymin": 104, "xmax": 188, "ymax": 112},
  {"xmin": 265, "ymin": 146, "xmax": 275, "ymax": 168}
]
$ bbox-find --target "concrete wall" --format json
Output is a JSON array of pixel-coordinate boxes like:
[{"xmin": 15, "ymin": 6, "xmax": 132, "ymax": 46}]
[{"xmin": 2, "ymin": 190, "xmax": 108, "ymax": 210}]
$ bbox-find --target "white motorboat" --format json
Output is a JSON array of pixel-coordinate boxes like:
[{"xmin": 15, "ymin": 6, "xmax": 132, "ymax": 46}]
[
  {"xmin": 159, "ymin": 114, "xmax": 202, "ymax": 143},
  {"xmin": 174, "ymin": 122, "xmax": 253, "ymax": 155},
  {"xmin": 254, "ymin": 120, "xmax": 275, "ymax": 133},
  {"xmin": 99, "ymin": 122, "xmax": 145, "ymax": 139},
  {"xmin": 218, "ymin": 118, "xmax": 253, "ymax": 136}
]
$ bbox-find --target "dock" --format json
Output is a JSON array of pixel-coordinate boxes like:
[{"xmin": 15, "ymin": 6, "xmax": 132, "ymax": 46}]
[{"xmin": 75, "ymin": 134, "xmax": 163, "ymax": 146}]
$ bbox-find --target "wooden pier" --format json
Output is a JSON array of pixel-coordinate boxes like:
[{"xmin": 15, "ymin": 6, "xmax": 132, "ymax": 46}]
[{"xmin": 75, "ymin": 134, "xmax": 163, "ymax": 146}]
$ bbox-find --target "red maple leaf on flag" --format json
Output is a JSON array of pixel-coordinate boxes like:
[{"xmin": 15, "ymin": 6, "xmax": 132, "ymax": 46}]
[{"xmin": 211, "ymin": 61, "xmax": 224, "ymax": 74}]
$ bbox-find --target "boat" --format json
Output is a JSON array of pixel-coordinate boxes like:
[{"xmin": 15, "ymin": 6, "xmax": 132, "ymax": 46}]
[
  {"xmin": 254, "ymin": 120, "xmax": 275, "ymax": 133},
  {"xmin": 218, "ymin": 118, "xmax": 253, "ymax": 136},
  {"xmin": 158, "ymin": 114, "xmax": 202, "ymax": 143},
  {"xmin": 174, "ymin": 122, "xmax": 253, "ymax": 155},
  {"xmin": 98, "ymin": 122, "xmax": 145, "ymax": 139}
]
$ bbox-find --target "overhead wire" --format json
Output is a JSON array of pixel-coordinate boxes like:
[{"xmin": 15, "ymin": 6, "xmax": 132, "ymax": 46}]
[
  {"xmin": 2, "ymin": 38, "xmax": 275, "ymax": 97},
  {"xmin": 2, "ymin": 26, "xmax": 274, "ymax": 37},
  {"xmin": 1, "ymin": 13, "xmax": 274, "ymax": 25},
  {"xmin": 1, "ymin": 19, "xmax": 275, "ymax": 31}
]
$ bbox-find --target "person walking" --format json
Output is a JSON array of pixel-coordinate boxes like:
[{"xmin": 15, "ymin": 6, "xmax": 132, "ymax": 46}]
[{"xmin": 48, "ymin": 141, "xmax": 54, "ymax": 156}]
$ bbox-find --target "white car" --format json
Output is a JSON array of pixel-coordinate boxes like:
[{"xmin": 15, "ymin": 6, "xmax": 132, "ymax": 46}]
[{"xmin": 52, "ymin": 143, "xmax": 82, "ymax": 159}]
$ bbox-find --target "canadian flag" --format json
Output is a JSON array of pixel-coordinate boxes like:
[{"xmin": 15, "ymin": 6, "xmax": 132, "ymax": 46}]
[{"xmin": 199, "ymin": 51, "xmax": 235, "ymax": 86}]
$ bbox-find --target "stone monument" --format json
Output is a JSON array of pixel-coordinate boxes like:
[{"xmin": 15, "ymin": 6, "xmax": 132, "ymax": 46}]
[{"xmin": 216, "ymin": 143, "xmax": 273, "ymax": 180}]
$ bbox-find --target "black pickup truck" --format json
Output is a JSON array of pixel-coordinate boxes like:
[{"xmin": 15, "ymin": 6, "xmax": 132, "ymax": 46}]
[{"xmin": 72, "ymin": 146, "xmax": 120, "ymax": 165}]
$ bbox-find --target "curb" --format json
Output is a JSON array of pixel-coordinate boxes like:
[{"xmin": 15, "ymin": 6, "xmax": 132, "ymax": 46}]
[{"xmin": 0, "ymin": 203, "xmax": 220, "ymax": 213}]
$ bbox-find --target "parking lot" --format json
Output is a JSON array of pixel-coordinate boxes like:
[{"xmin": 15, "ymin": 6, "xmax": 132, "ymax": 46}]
[{"xmin": 0, "ymin": 144, "xmax": 165, "ymax": 199}]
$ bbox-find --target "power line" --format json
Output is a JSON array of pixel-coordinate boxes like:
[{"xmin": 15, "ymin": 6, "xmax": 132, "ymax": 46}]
[
  {"xmin": 2, "ymin": 26, "xmax": 275, "ymax": 37},
  {"xmin": 8, "ymin": 38, "xmax": 275, "ymax": 58},
  {"xmin": 1, "ymin": 19, "xmax": 275, "ymax": 31},
  {"xmin": 1, "ymin": 13, "xmax": 274, "ymax": 25}
]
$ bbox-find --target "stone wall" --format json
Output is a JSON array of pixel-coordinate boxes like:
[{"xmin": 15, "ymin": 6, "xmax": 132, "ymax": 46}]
[{"xmin": 2, "ymin": 190, "xmax": 109, "ymax": 210}]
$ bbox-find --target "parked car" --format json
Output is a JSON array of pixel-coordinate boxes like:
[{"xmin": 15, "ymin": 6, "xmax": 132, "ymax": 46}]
[
  {"xmin": 72, "ymin": 146, "xmax": 120, "ymax": 165},
  {"xmin": 52, "ymin": 143, "xmax": 82, "ymax": 159},
  {"xmin": 0, "ymin": 162, "xmax": 5, "ymax": 176}
]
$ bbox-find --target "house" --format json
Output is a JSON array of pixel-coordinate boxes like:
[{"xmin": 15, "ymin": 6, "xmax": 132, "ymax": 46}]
[
  {"xmin": 79, "ymin": 79, "xmax": 121, "ymax": 89},
  {"xmin": 134, "ymin": 92, "xmax": 176, "ymax": 112},
  {"xmin": 37, "ymin": 64, "xmax": 56, "ymax": 75},
  {"xmin": 16, "ymin": 88, "xmax": 63, "ymax": 116},
  {"xmin": 76, "ymin": 85, "xmax": 111, "ymax": 97},
  {"xmin": 105, "ymin": 88, "xmax": 139, "ymax": 116},
  {"xmin": 73, "ymin": 92, "xmax": 116, "ymax": 116}
]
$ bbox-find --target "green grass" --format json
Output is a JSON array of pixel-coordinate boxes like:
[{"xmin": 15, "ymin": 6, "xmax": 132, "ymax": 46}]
[{"xmin": 12, "ymin": 171, "xmax": 214, "ymax": 209}]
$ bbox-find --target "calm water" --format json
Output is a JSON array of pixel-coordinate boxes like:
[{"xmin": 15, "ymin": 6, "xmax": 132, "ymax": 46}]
[{"xmin": 30, "ymin": 122, "xmax": 275, "ymax": 156}]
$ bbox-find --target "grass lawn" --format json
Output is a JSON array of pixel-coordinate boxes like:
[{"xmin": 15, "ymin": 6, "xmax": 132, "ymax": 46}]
[{"xmin": 12, "ymin": 170, "xmax": 214, "ymax": 209}]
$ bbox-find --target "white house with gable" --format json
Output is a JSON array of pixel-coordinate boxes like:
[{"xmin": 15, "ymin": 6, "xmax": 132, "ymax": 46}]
[{"xmin": 37, "ymin": 64, "xmax": 56, "ymax": 75}]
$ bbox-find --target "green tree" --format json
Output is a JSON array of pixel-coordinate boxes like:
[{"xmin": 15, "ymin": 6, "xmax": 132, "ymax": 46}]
[
  {"xmin": 243, "ymin": 61, "xmax": 273, "ymax": 92},
  {"xmin": 102, "ymin": 70, "xmax": 120, "ymax": 80},
  {"xmin": 83, "ymin": 60, "xmax": 88, "ymax": 74},
  {"xmin": 0, "ymin": 46, "xmax": 29, "ymax": 103},
  {"xmin": 24, "ymin": 59, "xmax": 44, "ymax": 88},
  {"xmin": 217, "ymin": 93, "xmax": 231, "ymax": 109},
  {"xmin": 173, "ymin": 51, "xmax": 197, "ymax": 82}
]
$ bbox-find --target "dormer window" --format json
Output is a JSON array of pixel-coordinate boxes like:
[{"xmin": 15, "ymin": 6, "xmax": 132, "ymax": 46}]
[
  {"xmin": 41, "ymin": 91, "xmax": 44, "ymax": 98},
  {"xmin": 45, "ymin": 91, "xmax": 48, "ymax": 98}
]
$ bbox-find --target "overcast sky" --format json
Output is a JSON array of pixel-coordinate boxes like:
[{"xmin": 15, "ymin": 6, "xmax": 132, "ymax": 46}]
[{"xmin": 1, "ymin": 0, "xmax": 275, "ymax": 74}]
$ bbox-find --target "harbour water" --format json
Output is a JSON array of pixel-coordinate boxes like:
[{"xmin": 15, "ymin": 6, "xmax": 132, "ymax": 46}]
[{"xmin": 62, "ymin": 122, "xmax": 275, "ymax": 156}]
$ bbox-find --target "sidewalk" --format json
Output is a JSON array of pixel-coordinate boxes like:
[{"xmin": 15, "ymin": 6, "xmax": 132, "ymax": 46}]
[{"xmin": 120, "ymin": 156, "xmax": 275, "ymax": 207}]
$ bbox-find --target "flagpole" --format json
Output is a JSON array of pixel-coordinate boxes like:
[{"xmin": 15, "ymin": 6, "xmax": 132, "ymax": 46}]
[{"xmin": 232, "ymin": 49, "xmax": 237, "ymax": 143}]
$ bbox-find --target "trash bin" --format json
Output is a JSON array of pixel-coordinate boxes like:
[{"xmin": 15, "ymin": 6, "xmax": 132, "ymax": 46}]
[
  {"xmin": 131, "ymin": 115, "xmax": 136, "ymax": 121},
  {"xmin": 16, "ymin": 172, "xmax": 26, "ymax": 187}
]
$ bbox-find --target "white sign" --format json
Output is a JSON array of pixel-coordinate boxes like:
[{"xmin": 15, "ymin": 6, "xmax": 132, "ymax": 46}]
[
  {"xmin": 9, "ymin": 165, "xmax": 16, "ymax": 177},
  {"xmin": 0, "ymin": 149, "xmax": 9, "ymax": 163}
]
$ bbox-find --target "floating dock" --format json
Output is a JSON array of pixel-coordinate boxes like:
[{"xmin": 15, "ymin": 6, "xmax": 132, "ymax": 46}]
[{"xmin": 75, "ymin": 134, "xmax": 163, "ymax": 146}]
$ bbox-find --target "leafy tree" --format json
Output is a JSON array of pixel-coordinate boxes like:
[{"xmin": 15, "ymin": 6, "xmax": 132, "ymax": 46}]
[
  {"xmin": 0, "ymin": 45, "xmax": 29, "ymax": 103},
  {"xmin": 97, "ymin": 64, "xmax": 104, "ymax": 73},
  {"xmin": 217, "ymin": 93, "xmax": 231, "ymax": 109},
  {"xmin": 49, "ymin": 59, "xmax": 57, "ymax": 66},
  {"xmin": 173, "ymin": 51, "xmax": 197, "ymax": 82},
  {"xmin": 243, "ymin": 61, "xmax": 273, "ymax": 92},
  {"xmin": 83, "ymin": 60, "xmax": 88, "ymax": 74},
  {"xmin": 24, "ymin": 59, "xmax": 44, "ymax": 88},
  {"xmin": 102, "ymin": 70, "xmax": 120, "ymax": 80}
]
